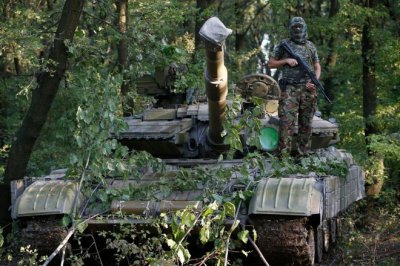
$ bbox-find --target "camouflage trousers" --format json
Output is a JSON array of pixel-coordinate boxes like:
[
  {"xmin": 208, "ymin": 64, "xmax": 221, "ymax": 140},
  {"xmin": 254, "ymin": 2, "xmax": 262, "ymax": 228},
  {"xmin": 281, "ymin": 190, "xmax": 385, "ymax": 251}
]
[{"xmin": 278, "ymin": 84, "xmax": 317, "ymax": 156}]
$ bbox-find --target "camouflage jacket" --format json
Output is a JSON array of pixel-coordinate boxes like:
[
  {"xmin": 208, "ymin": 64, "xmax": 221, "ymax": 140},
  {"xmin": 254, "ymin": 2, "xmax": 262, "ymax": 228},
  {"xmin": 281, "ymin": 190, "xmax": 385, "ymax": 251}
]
[{"xmin": 271, "ymin": 39, "xmax": 319, "ymax": 84}]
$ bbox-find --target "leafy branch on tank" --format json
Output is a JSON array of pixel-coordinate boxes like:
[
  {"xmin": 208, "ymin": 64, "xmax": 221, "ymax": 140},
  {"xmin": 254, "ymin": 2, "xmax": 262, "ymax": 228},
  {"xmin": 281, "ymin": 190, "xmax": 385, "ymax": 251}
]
[
  {"xmin": 269, "ymin": 154, "xmax": 349, "ymax": 178},
  {"xmin": 91, "ymin": 155, "xmax": 259, "ymax": 206},
  {"xmin": 92, "ymin": 195, "xmax": 251, "ymax": 265},
  {"xmin": 75, "ymin": 147, "xmax": 264, "ymax": 264},
  {"xmin": 223, "ymin": 95, "xmax": 265, "ymax": 158},
  {"xmin": 97, "ymin": 218, "xmax": 165, "ymax": 264}
]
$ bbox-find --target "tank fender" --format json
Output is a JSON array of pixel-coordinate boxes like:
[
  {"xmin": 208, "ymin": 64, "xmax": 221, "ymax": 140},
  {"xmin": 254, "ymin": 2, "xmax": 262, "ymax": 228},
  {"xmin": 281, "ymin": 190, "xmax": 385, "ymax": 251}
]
[
  {"xmin": 12, "ymin": 180, "xmax": 84, "ymax": 219},
  {"xmin": 248, "ymin": 177, "xmax": 322, "ymax": 216}
]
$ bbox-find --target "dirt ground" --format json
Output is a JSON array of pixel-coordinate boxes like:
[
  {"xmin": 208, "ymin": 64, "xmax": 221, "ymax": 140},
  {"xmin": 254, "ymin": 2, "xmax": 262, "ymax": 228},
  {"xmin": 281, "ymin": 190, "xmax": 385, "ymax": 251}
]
[{"xmin": 318, "ymin": 197, "xmax": 400, "ymax": 266}]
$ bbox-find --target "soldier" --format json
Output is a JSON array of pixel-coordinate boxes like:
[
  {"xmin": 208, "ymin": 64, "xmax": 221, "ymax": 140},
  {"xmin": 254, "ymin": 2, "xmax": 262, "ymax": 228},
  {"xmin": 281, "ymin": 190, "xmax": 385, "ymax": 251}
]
[{"xmin": 268, "ymin": 17, "xmax": 321, "ymax": 157}]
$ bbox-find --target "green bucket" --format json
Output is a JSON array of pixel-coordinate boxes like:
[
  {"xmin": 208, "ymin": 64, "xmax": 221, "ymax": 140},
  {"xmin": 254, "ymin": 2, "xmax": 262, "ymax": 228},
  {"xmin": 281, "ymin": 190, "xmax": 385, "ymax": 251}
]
[{"xmin": 259, "ymin": 127, "xmax": 278, "ymax": 151}]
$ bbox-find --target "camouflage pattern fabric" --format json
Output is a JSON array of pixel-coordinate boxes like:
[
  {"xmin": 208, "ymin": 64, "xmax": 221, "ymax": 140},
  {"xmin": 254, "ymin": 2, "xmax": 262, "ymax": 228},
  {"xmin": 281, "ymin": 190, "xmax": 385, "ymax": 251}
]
[
  {"xmin": 271, "ymin": 17, "xmax": 319, "ymax": 156},
  {"xmin": 270, "ymin": 39, "xmax": 319, "ymax": 84},
  {"xmin": 278, "ymin": 84, "xmax": 317, "ymax": 156}
]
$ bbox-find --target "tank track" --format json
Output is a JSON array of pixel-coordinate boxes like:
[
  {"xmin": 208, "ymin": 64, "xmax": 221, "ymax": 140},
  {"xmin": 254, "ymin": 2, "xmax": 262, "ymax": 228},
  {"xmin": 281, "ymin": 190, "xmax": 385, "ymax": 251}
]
[{"xmin": 251, "ymin": 216, "xmax": 315, "ymax": 266}]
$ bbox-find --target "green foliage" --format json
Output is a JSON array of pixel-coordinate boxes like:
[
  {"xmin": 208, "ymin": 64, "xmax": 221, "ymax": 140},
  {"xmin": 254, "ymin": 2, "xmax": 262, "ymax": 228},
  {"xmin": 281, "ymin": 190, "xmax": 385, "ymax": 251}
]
[
  {"xmin": 93, "ymin": 199, "xmax": 247, "ymax": 265},
  {"xmin": 0, "ymin": 245, "xmax": 47, "ymax": 266},
  {"xmin": 364, "ymin": 156, "xmax": 386, "ymax": 187},
  {"xmin": 363, "ymin": 125, "xmax": 400, "ymax": 188},
  {"xmin": 16, "ymin": 246, "xmax": 47, "ymax": 266},
  {"xmin": 0, "ymin": 2, "xmax": 63, "ymax": 175},
  {"xmin": 270, "ymin": 154, "xmax": 349, "ymax": 178},
  {"xmin": 368, "ymin": 134, "xmax": 400, "ymax": 161},
  {"xmin": 223, "ymin": 95, "xmax": 265, "ymax": 158},
  {"xmin": 156, "ymin": 196, "xmax": 251, "ymax": 265},
  {"xmin": 64, "ymin": 65, "xmax": 170, "ymax": 209},
  {"xmin": 97, "ymin": 217, "xmax": 165, "ymax": 265},
  {"xmin": 68, "ymin": 67, "xmax": 127, "ymax": 178},
  {"xmin": 73, "ymin": 150, "xmax": 260, "ymax": 264},
  {"xmin": 173, "ymin": 60, "xmax": 205, "ymax": 94}
]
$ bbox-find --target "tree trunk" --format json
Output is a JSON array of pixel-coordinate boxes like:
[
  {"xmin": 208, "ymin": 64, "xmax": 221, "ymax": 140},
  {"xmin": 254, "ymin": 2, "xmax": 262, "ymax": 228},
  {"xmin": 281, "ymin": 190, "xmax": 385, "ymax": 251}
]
[
  {"xmin": 361, "ymin": 0, "xmax": 383, "ymax": 200},
  {"xmin": 116, "ymin": 0, "xmax": 129, "ymax": 96},
  {"xmin": 0, "ymin": 79, "xmax": 7, "ymax": 168},
  {"xmin": 1, "ymin": 0, "xmax": 85, "ymax": 226},
  {"xmin": 13, "ymin": 57, "xmax": 20, "ymax": 75},
  {"xmin": 2, "ymin": 0, "xmax": 13, "ymax": 18},
  {"xmin": 385, "ymin": 0, "xmax": 400, "ymax": 36},
  {"xmin": 115, "ymin": 0, "xmax": 132, "ymax": 114},
  {"xmin": 47, "ymin": 0, "xmax": 54, "ymax": 11},
  {"xmin": 361, "ymin": 2, "xmax": 378, "ymax": 150},
  {"xmin": 323, "ymin": 0, "xmax": 340, "ymax": 114}
]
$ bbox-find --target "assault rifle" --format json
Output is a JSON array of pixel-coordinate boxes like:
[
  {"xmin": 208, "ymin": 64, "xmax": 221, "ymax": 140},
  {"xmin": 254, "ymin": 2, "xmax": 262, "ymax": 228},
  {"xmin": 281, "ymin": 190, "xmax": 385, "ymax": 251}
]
[{"xmin": 281, "ymin": 41, "xmax": 332, "ymax": 103}]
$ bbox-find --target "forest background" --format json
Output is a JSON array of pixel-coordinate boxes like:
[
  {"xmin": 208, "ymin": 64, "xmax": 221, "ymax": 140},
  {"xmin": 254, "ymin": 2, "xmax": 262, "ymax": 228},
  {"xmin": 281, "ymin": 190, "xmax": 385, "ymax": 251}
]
[{"xmin": 0, "ymin": 0, "xmax": 399, "ymax": 264}]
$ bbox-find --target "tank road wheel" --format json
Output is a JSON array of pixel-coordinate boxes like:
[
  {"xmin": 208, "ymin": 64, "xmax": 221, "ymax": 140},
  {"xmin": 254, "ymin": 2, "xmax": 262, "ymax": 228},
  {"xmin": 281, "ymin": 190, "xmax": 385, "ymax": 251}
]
[
  {"xmin": 336, "ymin": 217, "xmax": 342, "ymax": 238},
  {"xmin": 306, "ymin": 227, "xmax": 316, "ymax": 265},
  {"xmin": 322, "ymin": 220, "xmax": 330, "ymax": 253},
  {"xmin": 314, "ymin": 225, "xmax": 324, "ymax": 263},
  {"xmin": 251, "ymin": 216, "xmax": 316, "ymax": 266},
  {"xmin": 329, "ymin": 218, "xmax": 337, "ymax": 244}
]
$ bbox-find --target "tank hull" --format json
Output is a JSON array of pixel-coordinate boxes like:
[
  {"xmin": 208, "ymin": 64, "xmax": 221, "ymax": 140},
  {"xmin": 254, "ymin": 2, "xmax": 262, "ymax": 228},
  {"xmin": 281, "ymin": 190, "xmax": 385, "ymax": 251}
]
[{"xmin": 11, "ymin": 148, "xmax": 364, "ymax": 265}]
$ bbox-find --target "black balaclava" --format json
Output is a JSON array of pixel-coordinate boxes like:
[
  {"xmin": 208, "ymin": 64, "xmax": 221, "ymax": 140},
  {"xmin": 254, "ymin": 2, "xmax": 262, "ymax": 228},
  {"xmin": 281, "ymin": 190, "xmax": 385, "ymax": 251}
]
[{"xmin": 289, "ymin": 17, "xmax": 308, "ymax": 44}]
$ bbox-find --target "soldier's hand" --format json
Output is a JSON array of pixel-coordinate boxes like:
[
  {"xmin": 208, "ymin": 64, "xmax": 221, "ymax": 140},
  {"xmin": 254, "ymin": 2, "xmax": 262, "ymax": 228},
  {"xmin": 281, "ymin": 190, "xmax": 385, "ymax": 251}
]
[
  {"xmin": 285, "ymin": 58, "xmax": 298, "ymax": 67},
  {"xmin": 306, "ymin": 81, "xmax": 316, "ymax": 91}
]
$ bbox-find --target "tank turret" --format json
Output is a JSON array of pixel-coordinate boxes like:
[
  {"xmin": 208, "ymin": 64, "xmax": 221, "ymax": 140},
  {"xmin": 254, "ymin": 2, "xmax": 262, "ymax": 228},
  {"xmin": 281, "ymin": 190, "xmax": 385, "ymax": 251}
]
[{"xmin": 113, "ymin": 15, "xmax": 339, "ymax": 158}]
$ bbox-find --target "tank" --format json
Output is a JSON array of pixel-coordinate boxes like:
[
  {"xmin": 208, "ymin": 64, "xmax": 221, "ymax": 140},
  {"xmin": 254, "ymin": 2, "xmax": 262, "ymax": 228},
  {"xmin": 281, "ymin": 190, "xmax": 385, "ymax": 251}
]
[{"xmin": 9, "ymin": 17, "xmax": 365, "ymax": 265}]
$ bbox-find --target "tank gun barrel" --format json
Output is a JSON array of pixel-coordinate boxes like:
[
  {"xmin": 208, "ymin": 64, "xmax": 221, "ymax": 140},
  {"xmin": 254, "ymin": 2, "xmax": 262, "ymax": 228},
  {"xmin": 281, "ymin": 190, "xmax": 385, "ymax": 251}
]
[{"xmin": 199, "ymin": 17, "xmax": 232, "ymax": 146}]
